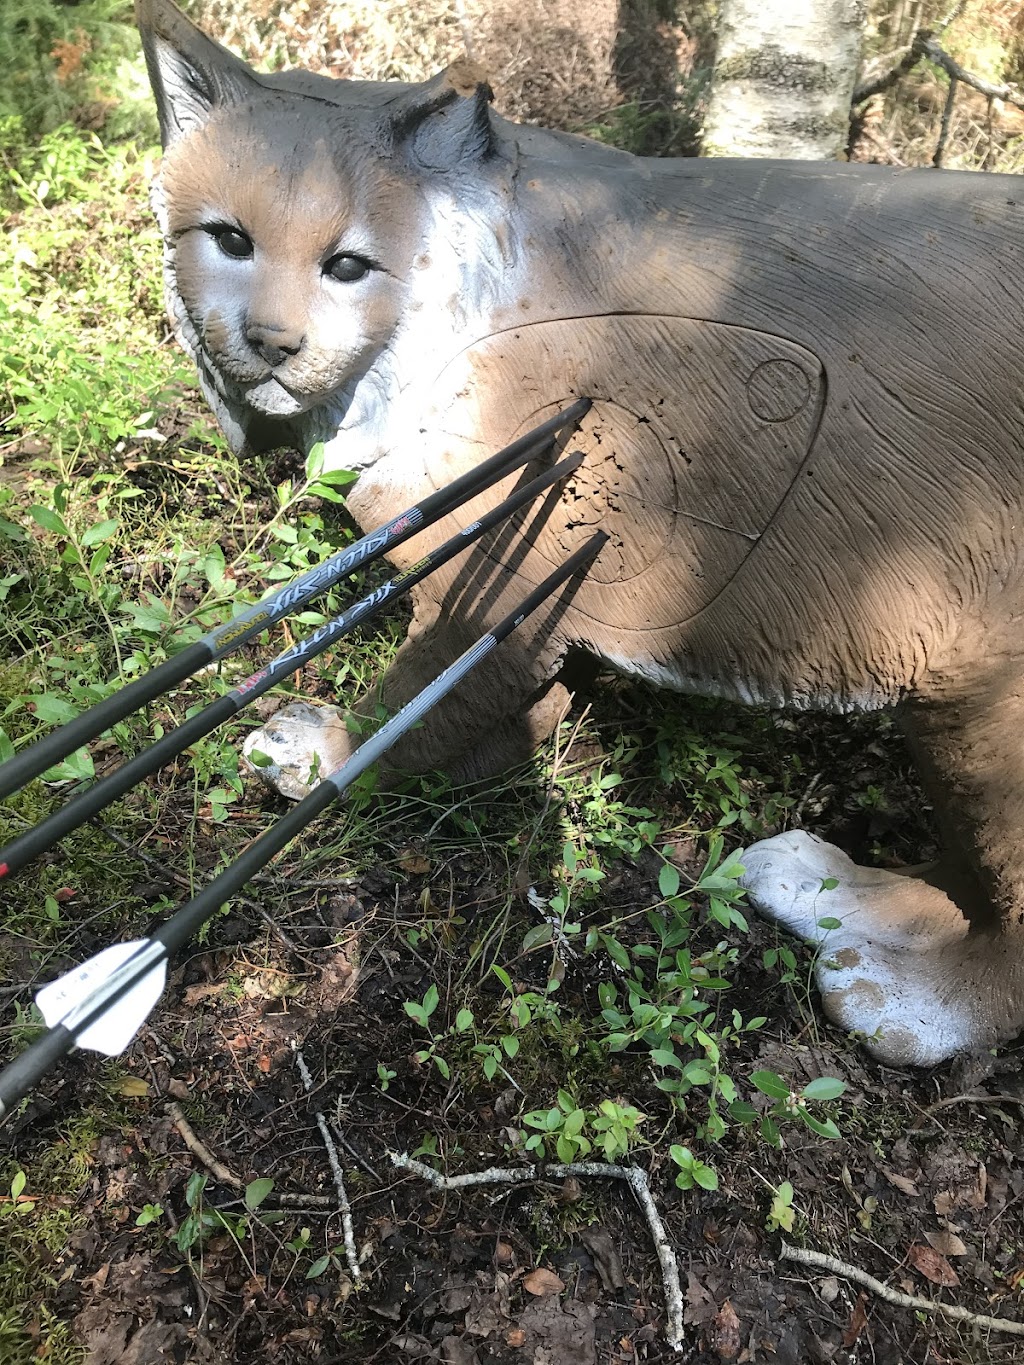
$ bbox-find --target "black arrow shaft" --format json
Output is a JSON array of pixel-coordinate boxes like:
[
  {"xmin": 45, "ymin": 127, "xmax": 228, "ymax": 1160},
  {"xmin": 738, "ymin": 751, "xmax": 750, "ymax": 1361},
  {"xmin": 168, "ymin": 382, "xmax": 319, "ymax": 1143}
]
[
  {"xmin": 0, "ymin": 449, "xmax": 585, "ymax": 879},
  {"xmin": 155, "ymin": 530, "xmax": 607, "ymax": 957},
  {"xmin": 0, "ymin": 531, "xmax": 605, "ymax": 1121},
  {"xmin": 0, "ymin": 400, "xmax": 591, "ymax": 801}
]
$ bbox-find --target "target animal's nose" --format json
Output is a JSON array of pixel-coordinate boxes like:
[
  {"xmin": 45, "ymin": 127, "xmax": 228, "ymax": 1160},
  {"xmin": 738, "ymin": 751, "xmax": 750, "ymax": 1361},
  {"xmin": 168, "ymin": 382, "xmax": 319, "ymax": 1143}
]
[{"xmin": 245, "ymin": 322, "xmax": 304, "ymax": 368}]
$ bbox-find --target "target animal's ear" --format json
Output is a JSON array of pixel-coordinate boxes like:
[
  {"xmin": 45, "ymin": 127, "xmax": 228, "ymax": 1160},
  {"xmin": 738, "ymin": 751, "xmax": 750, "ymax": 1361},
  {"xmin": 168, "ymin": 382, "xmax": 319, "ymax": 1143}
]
[
  {"xmin": 391, "ymin": 59, "xmax": 495, "ymax": 172},
  {"xmin": 135, "ymin": 0, "xmax": 260, "ymax": 146}
]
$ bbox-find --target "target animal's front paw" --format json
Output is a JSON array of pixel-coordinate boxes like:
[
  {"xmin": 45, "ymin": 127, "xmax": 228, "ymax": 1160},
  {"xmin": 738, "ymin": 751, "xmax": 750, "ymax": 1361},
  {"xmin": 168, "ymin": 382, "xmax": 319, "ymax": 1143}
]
[
  {"xmin": 242, "ymin": 701, "xmax": 354, "ymax": 801},
  {"xmin": 740, "ymin": 831, "xmax": 990, "ymax": 1067}
]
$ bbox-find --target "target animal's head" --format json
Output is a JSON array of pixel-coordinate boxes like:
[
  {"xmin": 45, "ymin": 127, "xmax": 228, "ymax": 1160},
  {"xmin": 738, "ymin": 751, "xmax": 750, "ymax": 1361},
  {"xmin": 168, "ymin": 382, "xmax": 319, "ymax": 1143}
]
[{"xmin": 137, "ymin": 0, "xmax": 509, "ymax": 457}]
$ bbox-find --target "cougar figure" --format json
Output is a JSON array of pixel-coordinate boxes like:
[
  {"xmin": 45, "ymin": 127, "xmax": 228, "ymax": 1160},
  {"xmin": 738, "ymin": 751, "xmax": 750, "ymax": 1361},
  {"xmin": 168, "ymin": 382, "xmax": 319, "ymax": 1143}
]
[{"xmin": 138, "ymin": 0, "xmax": 1024, "ymax": 1067}]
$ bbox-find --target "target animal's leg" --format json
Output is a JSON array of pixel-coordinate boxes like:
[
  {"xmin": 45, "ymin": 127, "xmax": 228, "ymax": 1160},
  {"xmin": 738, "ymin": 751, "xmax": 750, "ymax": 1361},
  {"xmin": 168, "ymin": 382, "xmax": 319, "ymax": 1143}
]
[
  {"xmin": 243, "ymin": 589, "xmax": 568, "ymax": 798},
  {"xmin": 742, "ymin": 651, "xmax": 1024, "ymax": 1066}
]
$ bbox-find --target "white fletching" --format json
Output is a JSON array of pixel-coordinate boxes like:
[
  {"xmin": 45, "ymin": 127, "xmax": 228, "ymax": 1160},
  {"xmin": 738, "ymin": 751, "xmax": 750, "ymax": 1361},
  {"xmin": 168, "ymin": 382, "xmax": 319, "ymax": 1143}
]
[{"xmin": 35, "ymin": 939, "xmax": 167, "ymax": 1056}]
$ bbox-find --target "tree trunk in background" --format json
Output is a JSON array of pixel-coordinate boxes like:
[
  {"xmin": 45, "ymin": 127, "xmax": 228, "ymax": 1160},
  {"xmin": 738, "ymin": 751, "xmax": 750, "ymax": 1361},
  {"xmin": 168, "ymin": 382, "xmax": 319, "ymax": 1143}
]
[{"xmin": 702, "ymin": 0, "xmax": 865, "ymax": 159}]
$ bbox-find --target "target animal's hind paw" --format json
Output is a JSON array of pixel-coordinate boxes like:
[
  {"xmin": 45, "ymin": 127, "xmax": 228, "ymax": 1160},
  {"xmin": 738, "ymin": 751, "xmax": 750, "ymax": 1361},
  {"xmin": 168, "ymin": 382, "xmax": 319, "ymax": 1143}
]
[{"xmin": 740, "ymin": 831, "xmax": 1022, "ymax": 1067}]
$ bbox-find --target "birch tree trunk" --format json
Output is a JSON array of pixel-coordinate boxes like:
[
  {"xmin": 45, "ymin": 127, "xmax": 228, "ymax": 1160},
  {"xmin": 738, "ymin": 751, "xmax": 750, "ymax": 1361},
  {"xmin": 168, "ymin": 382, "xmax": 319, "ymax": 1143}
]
[{"xmin": 702, "ymin": 0, "xmax": 865, "ymax": 159}]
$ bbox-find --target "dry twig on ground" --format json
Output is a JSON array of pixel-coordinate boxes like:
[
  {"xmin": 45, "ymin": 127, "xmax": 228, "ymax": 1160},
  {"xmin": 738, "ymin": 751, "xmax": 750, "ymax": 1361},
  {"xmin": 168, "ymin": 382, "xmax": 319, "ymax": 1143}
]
[
  {"xmin": 780, "ymin": 1241, "xmax": 1024, "ymax": 1336},
  {"xmin": 167, "ymin": 1101, "xmax": 242, "ymax": 1189},
  {"xmin": 294, "ymin": 1047, "xmax": 362, "ymax": 1284},
  {"xmin": 389, "ymin": 1152, "xmax": 684, "ymax": 1351}
]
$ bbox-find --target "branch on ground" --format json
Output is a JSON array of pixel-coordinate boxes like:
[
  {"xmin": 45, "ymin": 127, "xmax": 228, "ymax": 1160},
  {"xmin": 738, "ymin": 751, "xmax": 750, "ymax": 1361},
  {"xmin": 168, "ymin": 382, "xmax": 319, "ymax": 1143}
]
[
  {"xmin": 780, "ymin": 1241, "xmax": 1024, "ymax": 1336},
  {"xmin": 389, "ymin": 1151, "xmax": 684, "ymax": 1351}
]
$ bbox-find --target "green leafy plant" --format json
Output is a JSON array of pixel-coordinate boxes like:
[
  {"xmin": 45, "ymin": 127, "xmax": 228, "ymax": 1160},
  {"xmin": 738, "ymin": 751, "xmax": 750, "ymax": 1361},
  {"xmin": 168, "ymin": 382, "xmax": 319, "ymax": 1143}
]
[
  {"xmin": 2, "ymin": 1170, "xmax": 34, "ymax": 1217},
  {"xmin": 521, "ymin": 1091, "xmax": 645, "ymax": 1163},
  {"xmin": 590, "ymin": 844, "xmax": 763, "ymax": 1140},
  {"xmin": 750, "ymin": 1071, "xmax": 847, "ymax": 1145},
  {"xmin": 376, "ymin": 1062, "xmax": 397, "ymax": 1091},
  {"xmin": 305, "ymin": 1246, "xmax": 344, "ymax": 1279},
  {"xmin": 471, "ymin": 1033, "xmax": 521, "ymax": 1083},
  {"xmin": 173, "ymin": 1172, "xmax": 276, "ymax": 1255},
  {"xmin": 766, "ymin": 1181, "xmax": 796, "ymax": 1233},
  {"xmin": 286, "ymin": 1226, "xmax": 348, "ymax": 1280},
  {"xmin": 669, "ymin": 1145, "xmax": 719, "ymax": 1192},
  {"xmin": 491, "ymin": 964, "xmax": 565, "ymax": 1040},
  {"xmin": 403, "ymin": 985, "xmax": 480, "ymax": 1080},
  {"xmin": 653, "ymin": 712, "xmax": 795, "ymax": 834}
]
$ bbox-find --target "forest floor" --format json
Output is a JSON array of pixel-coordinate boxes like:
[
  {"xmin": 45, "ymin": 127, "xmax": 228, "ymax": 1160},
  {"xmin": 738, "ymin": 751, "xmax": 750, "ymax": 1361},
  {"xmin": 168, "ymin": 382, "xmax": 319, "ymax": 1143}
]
[{"xmin": 4, "ymin": 458, "xmax": 1024, "ymax": 1365}]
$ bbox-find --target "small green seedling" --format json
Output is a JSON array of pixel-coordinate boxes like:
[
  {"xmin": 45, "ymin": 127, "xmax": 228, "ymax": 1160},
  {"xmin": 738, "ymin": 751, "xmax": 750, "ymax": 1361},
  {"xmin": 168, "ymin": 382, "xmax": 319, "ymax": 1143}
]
[
  {"xmin": 767, "ymin": 1181, "xmax": 796, "ymax": 1232},
  {"xmin": 750, "ymin": 1071, "xmax": 847, "ymax": 1145},
  {"xmin": 669, "ymin": 1145, "xmax": 719, "ymax": 1192}
]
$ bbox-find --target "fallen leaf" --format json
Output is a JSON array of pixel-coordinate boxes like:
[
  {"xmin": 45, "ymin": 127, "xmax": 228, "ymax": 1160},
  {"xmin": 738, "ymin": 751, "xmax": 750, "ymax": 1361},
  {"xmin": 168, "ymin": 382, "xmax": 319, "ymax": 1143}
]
[
  {"xmin": 683, "ymin": 1271, "xmax": 715, "ymax": 1327},
  {"xmin": 523, "ymin": 1268, "xmax": 565, "ymax": 1297},
  {"xmin": 114, "ymin": 1077, "xmax": 150, "ymax": 1098},
  {"xmin": 398, "ymin": 850, "xmax": 431, "ymax": 875},
  {"xmin": 908, "ymin": 1243, "xmax": 960, "ymax": 1287},
  {"xmin": 391, "ymin": 1333, "xmax": 431, "ymax": 1356},
  {"xmin": 518, "ymin": 1299, "xmax": 596, "ymax": 1365},
  {"xmin": 817, "ymin": 1276, "xmax": 840, "ymax": 1304},
  {"xmin": 441, "ymin": 1287, "xmax": 474, "ymax": 1314},
  {"xmin": 439, "ymin": 1334, "xmax": 480, "ymax": 1365},
  {"xmin": 182, "ymin": 982, "xmax": 225, "ymax": 1005},
  {"xmin": 581, "ymin": 1226, "xmax": 626, "ymax": 1291},
  {"xmin": 464, "ymin": 1281, "xmax": 512, "ymax": 1335},
  {"xmin": 882, "ymin": 1168, "xmax": 920, "ymax": 1197},
  {"xmin": 709, "ymin": 1299, "xmax": 741, "ymax": 1360},
  {"xmin": 933, "ymin": 1191, "xmax": 954, "ymax": 1216},
  {"xmin": 81, "ymin": 1262, "xmax": 110, "ymax": 1293},
  {"xmin": 926, "ymin": 1230, "xmax": 968, "ymax": 1257},
  {"xmin": 841, "ymin": 1292, "xmax": 869, "ymax": 1348}
]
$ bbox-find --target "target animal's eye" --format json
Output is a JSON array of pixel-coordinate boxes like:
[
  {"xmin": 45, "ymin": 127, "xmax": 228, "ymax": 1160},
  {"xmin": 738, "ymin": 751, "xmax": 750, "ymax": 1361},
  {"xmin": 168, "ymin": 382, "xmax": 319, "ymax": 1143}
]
[
  {"xmin": 325, "ymin": 253, "xmax": 371, "ymax": 283},
  {"xmin": 209, "ymin": 226, "xmax": 254, "ymax": 259}
]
